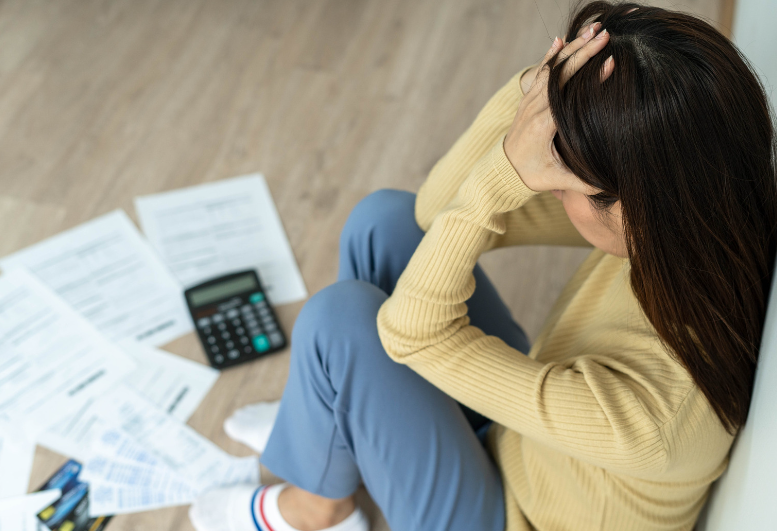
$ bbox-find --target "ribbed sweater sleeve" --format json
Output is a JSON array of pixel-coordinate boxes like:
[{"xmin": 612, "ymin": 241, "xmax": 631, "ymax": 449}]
[
  {"xmin": 377, "ymin": 139, "xmax": 667, "ymax": 473},
  {"xmin": 414, "ymin": 66, "xmax": 591, "ymax": 249}
]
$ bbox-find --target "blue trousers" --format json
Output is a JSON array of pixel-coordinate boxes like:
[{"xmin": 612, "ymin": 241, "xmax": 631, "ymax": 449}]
[{"xmin": 261, "ymin": 190, "xmax": 531, "ymax": 531}]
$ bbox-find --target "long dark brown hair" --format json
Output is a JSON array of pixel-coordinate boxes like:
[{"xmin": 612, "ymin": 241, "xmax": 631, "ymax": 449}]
[{"xmin": 546, "ymin": 1, "xmax": 777, "ymax": 433}]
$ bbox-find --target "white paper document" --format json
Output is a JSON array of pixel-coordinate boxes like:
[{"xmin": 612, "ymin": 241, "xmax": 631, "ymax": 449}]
[
  {"xmin": 0, "ymin": 210, "xmax": 193, "ymax": 347},
  {"xmin": 83, "ymin": 451, "xmax": 197, "ymax": 514},
  {"xmin": 135, "ymin": 174, "xmax": 307, "ymax": 305},
  {"xmin": 0, "ymin": 416, "xmax": 36, "ymax": 498},
  {"xmin": 82, "ymin": 430, "xmax": 197, "ymax": 514},
  {"xmin": 0, "ymin": 489, "xmax": 61, "ymax": 531},
  {"xmin": 91, "ymin": 389, "xmax": 259, "ymax": 493},
  {"xmin": 39, "ymin": 341, "xmax": 219, "ymax": 460},
  {"xmin": 0, "ymin": 269, "xmax": 136, "ymax": 437},
  {"xmin": 79, "ymin": 389, "xmax": 259, "ymax": 516},
  {"xmin": 120, "ymin": 340, "xmax": 219, "ymax": 422},
  {"xmin": 36, "ymin": 397, "xmax": 104, "ymax": 463},
  {"xmin": 35, "ymin": 384, "xmax": 256, "ymax": 516}
]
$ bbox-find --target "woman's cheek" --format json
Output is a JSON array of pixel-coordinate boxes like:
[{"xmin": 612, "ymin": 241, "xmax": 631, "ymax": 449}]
[{"xmin": 561, "ymin": 193, "xmax": 620, "ymax": 254}]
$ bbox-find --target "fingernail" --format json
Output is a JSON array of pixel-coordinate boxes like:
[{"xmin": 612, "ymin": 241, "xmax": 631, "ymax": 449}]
[
  {"xmin": 552, "ymin": 36, "xmax": 560, "ymax": 48},
  {"xmin": 596, "ymin": 28, "xmax": 608, "ymax": 40},
  {"xmin": 586, "ymin": 22, "xmax": 601, "ymax": 40},
  {"xmin": 606, "ymin": 55, "xmax": 613, "ymax": 66}
]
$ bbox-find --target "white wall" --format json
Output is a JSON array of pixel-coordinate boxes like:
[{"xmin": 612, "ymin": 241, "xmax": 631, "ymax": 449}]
[
  {"xmin": 731, "ymin": 0, "xmax": 777, "ymax": 106},
  {"xmin": 695, "ymin": 5, "xmax": 777, "ymax": 523},
  {"xmin": 696, "ymin": 5, "xmax": 777, "ymax": 528},
  {"xmin": 697, "ymin": 269, "xmax": 777, "ymax": 530}
]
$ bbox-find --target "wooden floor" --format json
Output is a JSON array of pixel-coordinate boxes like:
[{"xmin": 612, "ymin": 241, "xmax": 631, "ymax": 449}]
[{"xmin": 2, "ymin": 0, "xmax": 724, "ymax": 529}]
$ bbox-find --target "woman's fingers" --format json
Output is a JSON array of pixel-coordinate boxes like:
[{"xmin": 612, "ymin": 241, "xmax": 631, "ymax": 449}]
[
  {"xmin": 558, "ymin": 22, "xmax": 600, "ymax": 61},
  {"xmin": 529, "ymin": 36, "xmax": 564, "ymax": 94},
  {"xmin": 558, "ymin": 26, "xmax": 610, "ymax": 86},
  {"xmin": 540, "ymin": 36, "xmax": 563, "ymax": 70}
]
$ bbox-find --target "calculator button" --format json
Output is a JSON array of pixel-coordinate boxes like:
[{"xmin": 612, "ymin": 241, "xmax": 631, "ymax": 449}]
[
  {"xmin": 244, "ymin": 346, "xmax": 253, "ymax": 354},
  {"xmin": 241, "ymin": 304, "xmax": 253, "ymax": 313},
  {"xmin": 227, "ymin": 309, "xmax": 240, "ymax": 319},
  {"xmin": 248, "ymin": 327, "xmax": 262, "ymax": 338},
  {"xmin": 269, "ymin": 332, "xmax": 284, "ymax": 347},
  {"xmin": 207, "ymin": 336, "xmax": 217, "ymax": 344},
  {"xmin": 226, "ymin": 341, "xmax": 235, "ymax": 349},
  {"xmin": 245, "ymin": 318, "xmax": 259, "ymax": 327},
  {"xmin": 202, "ymin": 326, "xmax": 212, "ymax": 335},
  {"xmin": 264, "ymin": 323, "xmax": 277, "ymax": 332},
  {"xmin": 218, "ymin": 323, "xmax": 227, "ymax": 330},
  {"xmin": 232, "ymin": 319, "xmax": 241, "ymax": 326},
  {"xmin": 240, "ymin": 336, "xmax": 249, "ymax": 345},
  {"xmin": 210, "ymin": 345, "xmax": 220, "ymax": 353},
  {"xmin": 249, "ymin": 292, "xmax": 265, "ymax": 304},
  {"xmin": 221, "ymin": 331, "xmax": 231, "ymax": 339},
  {"xmin": 214, "ymin": 354, "xmax": 224, "ymax": 363},
  {"xmin": 252, "ymin": 334, "xmax": 271, "ymax": 353},
  {"xmin": 228, "ymin": 349, "xmax": 240, "ymax": 359},
  {"xmin": 236, "ymin": 327, "xmax": 245, "ymax": 335},
  {"xmin": 212, "ymin": 314, "xmax": 224, "ymax": 322},
  {"xmin": 197, "ymin": 317, "xmax": 211, "ymax": 327}
]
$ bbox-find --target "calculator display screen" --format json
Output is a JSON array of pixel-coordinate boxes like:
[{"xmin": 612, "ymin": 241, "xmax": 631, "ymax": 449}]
[{"xmin": 188, "ymin": 274, "xmax": 259, "ymax": 307}]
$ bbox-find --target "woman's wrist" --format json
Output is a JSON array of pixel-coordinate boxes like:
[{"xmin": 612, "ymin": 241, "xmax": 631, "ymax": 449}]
[{"xmin": 452, "ymin": 139, "xmax": 537, "ymax": 218}]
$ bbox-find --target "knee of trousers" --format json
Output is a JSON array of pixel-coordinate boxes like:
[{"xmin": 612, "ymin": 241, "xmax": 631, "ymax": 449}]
[
  {"xmin": 290, "ymin": 280, "xmax": 390, "ymax": 374},
  {"xmin": 339, "ymin": 189, "xmax": 418, "ymax": 252}
]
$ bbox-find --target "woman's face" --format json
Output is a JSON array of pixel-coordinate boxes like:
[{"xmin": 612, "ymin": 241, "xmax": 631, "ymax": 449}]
[{"xmin": 551, "ymin": 189, "xmax": 628, "ymax": 258}]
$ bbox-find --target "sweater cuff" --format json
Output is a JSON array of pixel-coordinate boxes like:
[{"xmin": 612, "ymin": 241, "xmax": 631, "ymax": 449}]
[{"xmin": 492, "ymin": 134, "xmax": 538, "ymax": 202}]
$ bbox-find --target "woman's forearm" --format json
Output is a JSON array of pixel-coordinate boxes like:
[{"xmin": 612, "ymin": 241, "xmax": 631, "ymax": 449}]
[
  {"xmin": 413, "ymin": 66, "xmax": 533, "ymax": 232},
  {"xmin": 378, "ymin": 137, "xmax": 535, "ymax": 360}
]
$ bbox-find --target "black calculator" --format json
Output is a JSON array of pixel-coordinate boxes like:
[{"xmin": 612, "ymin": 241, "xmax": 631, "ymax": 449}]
[{"xmin": 185, "ymin": 270, "xmax": 287, "ymax": 369}]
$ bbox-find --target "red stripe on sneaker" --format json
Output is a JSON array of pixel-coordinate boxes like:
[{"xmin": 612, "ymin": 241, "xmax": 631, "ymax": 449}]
[{"xmin": 258, "ymin": 486, "xmax": 276, "ymax": 531}]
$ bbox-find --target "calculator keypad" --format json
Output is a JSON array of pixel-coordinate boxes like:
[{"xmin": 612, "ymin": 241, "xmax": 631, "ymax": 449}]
[{"xmin": 196, "ymin": 294, "xmax": 285, "ymax": 367}]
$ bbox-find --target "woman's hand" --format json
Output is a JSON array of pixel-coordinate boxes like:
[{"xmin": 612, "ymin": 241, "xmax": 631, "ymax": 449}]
[{"xmin": 504, "ymin": 24, "xmax": 614, "ymax": 194}]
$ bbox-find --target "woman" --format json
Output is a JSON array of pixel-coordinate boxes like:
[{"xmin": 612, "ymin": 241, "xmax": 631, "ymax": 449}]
[{"xmin": 190, "ymin": 2, "xmax": 777, "ymax": 530}]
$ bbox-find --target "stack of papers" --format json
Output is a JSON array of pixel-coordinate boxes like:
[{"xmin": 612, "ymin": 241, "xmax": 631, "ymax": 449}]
[
  {"xmin": 0, "ymin": 210, "xmax": 193, "ymax": 346},
  {"xmin": 0, "ymin": 268, "xmax": 137, "ymax": 437},
  {"xmin": 0, "ymin": 174, "xmax": 303, "ymax": 518},
  {"xmin": 77, "ymin": 389, "xmax": 258, "ymax": 515}
]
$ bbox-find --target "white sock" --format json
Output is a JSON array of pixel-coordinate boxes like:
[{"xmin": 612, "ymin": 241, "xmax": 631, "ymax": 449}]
[
  {"xmin": 189, "ymin": 485, "xmax": 258, "ymax": 531},
  {"xmin": 224, "ymin": 401, "xmax": 282, "ymax": 453},
  {"xmin": 189, "ymin": 484, "xmax": 369, "ymax": 531}
]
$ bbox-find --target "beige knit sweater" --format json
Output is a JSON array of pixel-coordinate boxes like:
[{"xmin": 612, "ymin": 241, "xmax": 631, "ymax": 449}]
[{"xmin": 376, "ymin": 66, "xmax": 735, "ymax": 531}]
